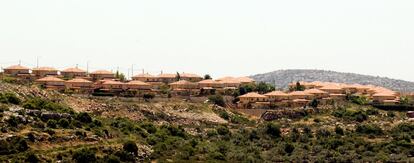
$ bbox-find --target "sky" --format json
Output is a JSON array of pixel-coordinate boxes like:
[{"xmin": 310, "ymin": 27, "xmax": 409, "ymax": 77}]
[{"xmin": 0, "ymin": 0, "xmax": 413, "ymax": 81}]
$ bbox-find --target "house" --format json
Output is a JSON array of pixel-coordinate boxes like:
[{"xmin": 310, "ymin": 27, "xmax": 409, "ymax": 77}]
[
  {"xmin": 264, "ymin": 91, "xmax": 289, "ymax": 102},
  {"xmin": 35, "ymin": 76, "xmax": 65, "ymax": 90},
  {"xmin": 372, "ymin": 92, "xmax": 399, "ymax": 104},
  {"xmin": 3, "ymin": 65, "xmax": 30, "ymax": 77},
  {"xmin": 99, "ymin": 80, "xmax": 124, "ymax": 92},
  {"xmin": 89, "ymin": 70, "xmax": 115, "ymax": 81},
  {"xmin": 218, "ymin": 79, "xmax": 241, "ymax": 88},
  {"xmin": 304, "ymin": 89, "xmax": 329, "ymax": 99},
  {"xmin": 180, "ymin": 73, "xmax": 203, "ymax": 82},
  {"xmin": 32, "ymin": 67, "xmax": 59, "ymax": 78},
  {"xmin": 319, "ymin": 85, "xmax": 344, "ymax": 95},
  {"xmin": 169, "ymin": 80, "xmax": 199, "ymax": 95},
  {"xmin": 236, "ymin": 77, "xmax": 255, "ymax": 85},
  {"xmin": 61, "ymin": 67, "xmax": 87, "ymax": 78},
  {"xmin": 198, "ymin": 79, "xmax": 224, "ymax": 89},
  {"xmin": 123, "ymin": 80, "xmax": 152, "ymax": 91},
  {"xmin": 65, "ymin": 78, "xmax": 93, "ymax": 92},
  {"xmin": 198, "ymin": 79, "xmax": 225, "ymax": 94},
  {"xmin": 157, "ymin": 73, "xmax": 177, "ymax": 84},
  {"xmin": 288, "ymin": 81, "xmax": 317, "ymax": 90},
  {"xmin": 238, "ymin": 92, "xmax": 269, "ymax": 108},
  {"xmin": 288, "ymin": 91, "xmax": 314, "ymax": 100},
  {"xmin": 289, "ymin": 99, "xmax": 311, "ymax": 107},
  {"xmin": 132, "ymin": 73, "xmax": 158, "ymax": 82}
]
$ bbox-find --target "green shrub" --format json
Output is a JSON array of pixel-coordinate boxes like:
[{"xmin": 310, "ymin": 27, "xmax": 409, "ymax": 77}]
[
  {"xmin": 58, "ymin": 119, "xmax": 70, "ymax": 128},
  {"xmin": 216, "ymin": 126, "xmax": 230, "ymax": 136},
  {"xmin": 72, "ymin": 148, "xmax": 97, "ymax": 163},
  {"xmin": 123, "ymin": 140, "xmax": 139, "ymax": 156},
  {"xmin": 23, "ymin": 98, "xmax": 73, "ymax": 113},
  {"xmin": 208, "ymin": 95, "xmax": 225, "ymax": 107},
  {"xmin": 47, "ymin": 119, "xmax": 57, "ymax": 128},
  {"xmin": 76, "ymin": 112, "xmax": 92, "ymax": 123},
  {"xmin": 335, "ymin": 126, "xmax": 344, "ymax": 135},
  {"xmin": 265, "ymin": 123, "xmax": 281, "ymax": 138},
  {"xmin": 284, "ymin": 143, "xmax": 295, "ymax": 154},
  {"xmin": 25, "ymin": 152, "xmax": 40, "ymax": 163},
  {"xmin": 143, "ymin": 93, "xmax": 155, "ymax": 101},
  {"xmin": 6, "ymin": 116, "xmax": 20, "ymax": 127},
  {"xmin": 356, "ymin": 124, "xmax": 383, "ymax": 135},
  {"xmin": 0, "ymin": 93, "xmax": 21, "ymax": 105}
]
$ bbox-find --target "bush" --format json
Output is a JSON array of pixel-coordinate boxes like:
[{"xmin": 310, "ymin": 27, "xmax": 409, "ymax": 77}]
[
  {"xmin": 335, "ymin": 126, "xmax": 344, "ymax": 135},
  {"xmin": 208, "ymin": 95, "xmax": 225, "ymax": 107},
  {"xmin": 123, "ymin": 140, "xmax": 139, "ymax": 156},
  {"xmin": 356, "ymin": 124, "xmax": 383, "ymax": 135},
  {"xmin": 143, "ymin": 93, "xmax": 155, "ymax": 101},
  {"xmin": 0, "ymin": 92, "xmax": 21, "ymax": 105},
  {"xmin": 58, "ymin": 119, "xmax": 70, "ymax": 128},
  {"xmin": 76, "ymin": 112, "xmax": 92, "ymax": 123},
  {"xmin": 23, "ymin": 98, "xmax": 73, "ymax": 113},
  {"xmin": 26, "ymin": 152, "xmax": 40, "ymax": 163},
  {"xmin": 217, "ymin": 126, "xmax": 230, "ymax": 136},
  {"xmin": 316, "ymin": 129, "xmax": 331, "ymax": 138},
  {"xmin": 284, "ymin": 143, "xmax": 295, "ymax": 154},
  {"xmin": 72, "ymin": 148, "xmax": 97, "ymax": 163},
  {"xmin": 6, "ymin": 116, "xmax": 20, "ymax": 127},
  {"xmin": 47, "ymin": 119, "xmax": 57, "ymax": 128},
  {"xmin": 265, "ymin": 123, "xmax": 281, "ymax": 138}
]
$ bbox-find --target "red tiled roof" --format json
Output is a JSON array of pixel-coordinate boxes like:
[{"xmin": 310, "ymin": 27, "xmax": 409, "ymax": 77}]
[
  {"xmin": 264, "ymin": 91, "xmax": 288, "ymax": 96},
  {"xmin": 90, "ymin": 70, "xmax": 114, "ymax": 75},
  {"xmin": 180, "ymin": 73, "xmax": 202, "ymax": 78},
  {"xmin": 157, "ymin": 73, "xmax": 176, "ymax": 78},
  {"xmin": 4, "ymin": 65, "xmax": 30, "ymax": 70},
  {"xmin": 36, "ymin": 76, "xmax": 64, "ymax": 82},
  {"xmin": 66, "ymin": 78, "xmax": 92, "ymax": 83},
  {"xmin": 169, "ymin": 80, "xmax": 197, "ymax": 85},
  {"xmin": 239, "ymin": 92, "xmax": 267, "ymax": 98},
  {"xmin": 62, "ymin": 67, "xmax": 86, "ymax": 73},
  {"xmin": 132, "ymin": 73, "xmax": 155, "ymax": 78},
  {"xmin": 32, "ymin": 67, "xmax": 58, "ymax": 71},
  {"xmin": 304, "ymin": 89, "xmax": 328, "ymax": 94},
  {"xmin": 126, "ymin": 80, "xmax": 151, "ymax": 86}
]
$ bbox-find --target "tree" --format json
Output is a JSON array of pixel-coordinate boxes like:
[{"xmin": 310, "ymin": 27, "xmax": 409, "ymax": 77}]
[
  {"xmin": 143, "ymin": 93, "xmax": 155, "ymax": 101},
  {"xmin": 72, "ymin": 148, "xmax": 96, "ymax": 163},
  {"xmin": 76, "ymin": 112, "xmax": 92, "ymax": 123},
  {"xmin": 265, "ymin": 123, "xmax": 281, "ymax": 138},
  {"xmin": 309, "ymin": 99, "xmax": 319, "ymax": 108},
  {"xmin": 123, "ymin": 140, "xmax": 139, "ymax": 156},
  {"xmin": 256, "ymin": 82, "xmax": 275, "ymax": 94},
  {"xmin": 175, "ymin": 72, "xmax": 181, "ymax": 81},
  {"xmin": 295, "ymin": 82, "xmax": 305, "ymax": 91},
  {"xmin": 115, "ymin": 71, "xmax": 126, "ymax": 82},
  {"xmin": 204, "ymin": 74, "xmax": 212, "ymax": 80},
  {"xmin": 208, "ymin": 95, "xmax": 225, "ymax": 107}
]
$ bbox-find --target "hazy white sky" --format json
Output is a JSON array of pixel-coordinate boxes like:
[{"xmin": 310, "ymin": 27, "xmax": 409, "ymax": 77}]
[{"xmin": 0, "ymin": 0, "xmax": 413, "ymax": 81}]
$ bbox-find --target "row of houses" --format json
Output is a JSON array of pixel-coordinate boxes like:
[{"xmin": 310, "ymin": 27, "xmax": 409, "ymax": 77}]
[
  {"xmin": 1, "ymin": 64, "xmax": 257, "ymax": 95},
  {"xmin": 238, "ymin": 81, "xmax": 400, "ymax": 108}
]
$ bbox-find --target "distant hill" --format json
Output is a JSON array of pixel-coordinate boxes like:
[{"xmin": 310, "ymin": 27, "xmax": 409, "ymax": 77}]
[{"xmin": 250, "ymin": 69, "xmax": 414, "ymax": 92}]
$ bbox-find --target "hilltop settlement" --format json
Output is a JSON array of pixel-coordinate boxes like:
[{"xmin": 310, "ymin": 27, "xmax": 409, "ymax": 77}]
[{"xmin": 0, "ymin": 64, "xmax": 406, "ymax": 110}]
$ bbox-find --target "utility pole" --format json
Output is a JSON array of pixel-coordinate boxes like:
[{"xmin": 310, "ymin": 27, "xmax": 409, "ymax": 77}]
[
  {"xmin": 131, "ymin": 64, "xmax": 134, "ymax": 77},
  {"xmin": 36, "ymin": 57, "xmax": 39, "ymax": 68},
  {"xmin": 86, "ymin": 61, "xmax": 90, "ymax": 74}
]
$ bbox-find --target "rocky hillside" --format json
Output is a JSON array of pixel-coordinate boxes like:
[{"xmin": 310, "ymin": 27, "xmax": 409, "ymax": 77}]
[{"xmin": 251, "ymin": 69, "xmax": 414, "ymax": 92}]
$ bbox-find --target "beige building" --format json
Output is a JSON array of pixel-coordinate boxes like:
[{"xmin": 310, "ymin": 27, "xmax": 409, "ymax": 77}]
[
  {"xmin": 90, "ymin": 70, "xmax": 115, "ymax": 81},
  {"xmin": 124, "ymin": 80, "xmax": 152, "ymax": 90},
  {"xmin": 32, "ymin": 67, "xmax": 59, "ymax": 78},
  {"xmin": 238, "ymin": 92, "xmax": 269, "ymax": 108},
  {"xmin": 132, "ymin": 73, "xmax": 158, "ymax": 82},
  {"xmin": 157, "ymin": 73, "xmax": 177, "ymax": 84},
  {"xmin": 65, "ymin": 78, "xmax": 93, "ymax": 92},
  {"xmin": 169, "ymin": 80, "xmax": 199, "ymax": 95},
  {"xmin": 3, "ymin": 65, "xmax": 31, "ymax": 76},
  {"xmin": 198, "ymin": 79, "xmax": 224, "ymax": 89},
  {"xmin": 319, "ymin": 85, "xmax": 344, "ymax": 94},
  {"xmin": 61, "ymin": 67, "xmax": 87, "ymax": 78},
  {"xmin": 304, "ymin": 89, "xmax": 329, "ymax": 99},
  {"xmin": 288, "ymin": 91, "xmax": 314, "ymax": 100},
  {"xmin": 264, "ymin": 91, "xmax": 289, "ymax": 102},
  {"xmin": 99, "ymin": 80, "xmax": 124, "ymax": 91},
  {"xmin": 372, "ymin": 92, "xmax": 399, "ymax": 104},
  {"xmin": 35, "ymin": 76, "xmax": 65, "ymax": 90},
  {"xmin": 180, "ymin": 73, "xmax": 203, "ymax": 82}
]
